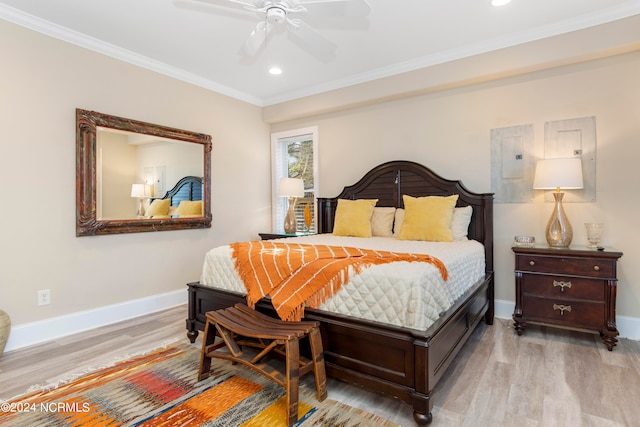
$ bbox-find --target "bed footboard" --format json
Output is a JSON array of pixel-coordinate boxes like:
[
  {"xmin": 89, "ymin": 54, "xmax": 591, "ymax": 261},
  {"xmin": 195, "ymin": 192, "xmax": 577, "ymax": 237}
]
[{"xmin": 186, "ymin": 273, "xmax": 492, "ymax": 425}]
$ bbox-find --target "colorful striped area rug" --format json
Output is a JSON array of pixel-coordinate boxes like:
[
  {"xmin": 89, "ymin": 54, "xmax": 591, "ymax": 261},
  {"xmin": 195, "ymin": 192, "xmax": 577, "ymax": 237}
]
[{"xmin": 0, "ymin": 342, "xmax": 398, "ymax": 427}]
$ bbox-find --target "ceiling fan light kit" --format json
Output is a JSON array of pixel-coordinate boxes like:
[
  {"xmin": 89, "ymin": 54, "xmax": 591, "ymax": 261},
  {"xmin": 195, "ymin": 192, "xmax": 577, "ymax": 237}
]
[{"xmin": 266, "ymin": 6, "xmax": 286, "ymax": 24}]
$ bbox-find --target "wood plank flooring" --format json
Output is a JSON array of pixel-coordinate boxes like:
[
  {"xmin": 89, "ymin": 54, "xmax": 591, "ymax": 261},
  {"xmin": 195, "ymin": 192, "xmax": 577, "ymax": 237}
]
[{"xmin": 1, "ymin": 305, "xmax": 639, "ymax": 426}]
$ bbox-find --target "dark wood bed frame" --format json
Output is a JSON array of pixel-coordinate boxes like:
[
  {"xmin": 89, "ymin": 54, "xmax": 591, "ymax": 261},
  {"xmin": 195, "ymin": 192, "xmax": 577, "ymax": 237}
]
[
  {"xmin": 153, "ymin": 175, "xmax": 203, "ymax": 207},
  {"xmin": 186, "ymin": 160, "xmax": 494, "ymax": 425}
]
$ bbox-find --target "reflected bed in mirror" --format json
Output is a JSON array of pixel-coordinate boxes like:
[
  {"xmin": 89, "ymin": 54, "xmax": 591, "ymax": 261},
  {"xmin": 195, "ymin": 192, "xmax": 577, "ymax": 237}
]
[{"xmin": 76, "ymin": 109, "xmax": 212, "ymax": 236}]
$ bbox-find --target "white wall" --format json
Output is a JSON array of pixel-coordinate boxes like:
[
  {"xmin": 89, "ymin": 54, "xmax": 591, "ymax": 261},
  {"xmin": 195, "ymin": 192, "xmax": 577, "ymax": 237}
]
[
  {"xmin": 271, "ymin": 52, "xmax": 640, "ymax": 322},
  {"xmin": 0, "ymin": 20, "xmax": 271, "ymax": 330}
]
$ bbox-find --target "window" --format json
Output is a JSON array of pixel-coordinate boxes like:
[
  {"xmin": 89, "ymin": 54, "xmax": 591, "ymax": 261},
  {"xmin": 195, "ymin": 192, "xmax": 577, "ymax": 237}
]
[{"xmin": 271, "ymin": 127, "xmax": 319, "ymax": 234}]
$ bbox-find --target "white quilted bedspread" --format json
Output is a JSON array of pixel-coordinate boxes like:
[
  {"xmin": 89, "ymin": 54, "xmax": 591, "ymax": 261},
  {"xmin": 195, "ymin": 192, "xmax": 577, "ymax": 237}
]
[{"xmin": 199, "ymin": 234, "xmax": 485, "ymax": 330}]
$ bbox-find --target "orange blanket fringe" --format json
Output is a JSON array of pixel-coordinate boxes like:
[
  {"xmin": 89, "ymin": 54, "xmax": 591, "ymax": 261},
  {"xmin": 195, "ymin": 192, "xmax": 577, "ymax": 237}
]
[{"xmin": 231, "ymin": 241, "xmax": 448, "ymax": 321}]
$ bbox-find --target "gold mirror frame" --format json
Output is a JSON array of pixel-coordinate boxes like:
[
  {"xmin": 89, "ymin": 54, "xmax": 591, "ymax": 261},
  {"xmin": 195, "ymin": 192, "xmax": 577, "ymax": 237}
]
[{"xmin": 76, "ymin": 109, "xmax": 212, "ymax": 236}]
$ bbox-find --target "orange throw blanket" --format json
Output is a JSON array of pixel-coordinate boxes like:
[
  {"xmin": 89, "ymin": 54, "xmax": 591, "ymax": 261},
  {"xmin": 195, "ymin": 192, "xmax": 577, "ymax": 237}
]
[{"xmin": 230, "ymin": 241, "xmax": 448, "ymax": 321}]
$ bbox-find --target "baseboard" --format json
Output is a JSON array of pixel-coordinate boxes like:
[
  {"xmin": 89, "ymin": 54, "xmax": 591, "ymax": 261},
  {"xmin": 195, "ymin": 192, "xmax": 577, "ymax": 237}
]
[
  {"xmin": 4, "ymin": 290, "xmax": 185, "ymax": 353},
  {"xmin": 494, "ymin": 299, "xmax": 640, "ymax": 341},
  {"xmin": 4, "ymin": 295, "xmax": 637, "ymax": 353}
]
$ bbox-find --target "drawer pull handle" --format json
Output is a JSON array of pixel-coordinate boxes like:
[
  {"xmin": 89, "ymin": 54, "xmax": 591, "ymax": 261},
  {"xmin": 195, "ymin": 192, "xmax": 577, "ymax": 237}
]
[
  {"xmin": 529, "ymin": 261, "xmax": 535, "ymax": 266},
  {"xmin": 553, "ymin": 280, "xmax": 572, "ymax": 292},
  {"xmin": 553, "ymin": 304, "xmax": 572, "ymax": 316},
  {"xmin": 593, "ymin": 265, "xmax": 600, "ymax": 271}
]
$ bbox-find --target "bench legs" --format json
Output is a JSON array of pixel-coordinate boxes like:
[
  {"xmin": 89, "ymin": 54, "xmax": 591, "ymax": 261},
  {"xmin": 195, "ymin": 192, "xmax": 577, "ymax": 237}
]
[
  {"xmin": 198, "ymin": 307, "xmax": 327, "ymax": 427},
  {"xmin": 285, "ymin": 339, "xmax": 300, "ymax": 425},
  {"xmin": 308, "ymin": 327, "xmax": 327, "ymax": 402}
]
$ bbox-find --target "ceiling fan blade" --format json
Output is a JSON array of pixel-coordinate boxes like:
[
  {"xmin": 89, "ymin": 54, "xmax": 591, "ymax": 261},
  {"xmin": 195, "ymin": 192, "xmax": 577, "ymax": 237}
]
[
  {"xmin": 227, "ymin": 0, "xmax": 264, "ymax": 11},
  {"xmin": 287, "ymin": 18, "xmax": 337, "ymax": 58},
  {"xmin": 241, "ymin": 20, "xmax": 273, "ymax": 56},
  {"xmin": 296, "ymin": 0, "xmax": 371, "ymax": 17},
  {"xmin": 186, "ymin": 0, "xmax": 255, "ymax": 9}
]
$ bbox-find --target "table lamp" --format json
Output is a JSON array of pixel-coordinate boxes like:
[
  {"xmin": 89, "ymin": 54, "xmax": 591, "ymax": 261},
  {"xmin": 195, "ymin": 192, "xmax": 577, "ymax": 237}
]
[
  {"xmin": 533, "ymin": 157, "xmax": 583, "ymax": 248},
  {"xmin": 131, "ymin": 183, "xmax": 149, "ymax": 217},
  {"xmin": 278, "ymin": 178, "xmax": 304, "ymax": 234}
]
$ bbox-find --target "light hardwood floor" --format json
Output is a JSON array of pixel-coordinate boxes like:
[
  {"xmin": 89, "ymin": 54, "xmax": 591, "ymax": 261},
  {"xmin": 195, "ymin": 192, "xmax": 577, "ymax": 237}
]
[{"xmin": 1, "ymin": 305, "xmax": 639, "ymax": 426}]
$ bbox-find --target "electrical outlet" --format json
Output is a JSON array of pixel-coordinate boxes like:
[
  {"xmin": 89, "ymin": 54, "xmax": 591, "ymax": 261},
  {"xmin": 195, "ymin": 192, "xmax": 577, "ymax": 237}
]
[{"xmin": 38, "ymin": 289, "xmax": 51, "ymax": 306}]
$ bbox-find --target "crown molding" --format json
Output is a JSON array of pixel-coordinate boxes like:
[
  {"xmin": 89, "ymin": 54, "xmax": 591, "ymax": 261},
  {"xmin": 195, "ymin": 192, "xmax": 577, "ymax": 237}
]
[
  {"xmin": 2, "ymin": 2, "xmax": 639, "ymax": 107},
  {"xmin": 0, "ymin": 4, "xmax": 263, "ymax": 106}
]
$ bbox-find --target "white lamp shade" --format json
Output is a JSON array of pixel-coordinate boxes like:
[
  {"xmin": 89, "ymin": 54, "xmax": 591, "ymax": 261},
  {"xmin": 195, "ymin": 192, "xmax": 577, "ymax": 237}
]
[
  {"xmin": 533, "ymin": 158, "xmax": 584, "ymax": 190},
  {"xmin": 278, "ymin": 178, "xmax": 305, "ymax": 198},
  {"xmin": 131, "ymin": 183, "xmax": 149, "ymax": 198}
]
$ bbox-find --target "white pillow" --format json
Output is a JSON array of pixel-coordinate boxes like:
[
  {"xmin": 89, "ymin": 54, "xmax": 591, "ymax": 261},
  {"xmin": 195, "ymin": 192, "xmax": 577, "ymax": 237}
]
[
  {"xmin": 393, "ymin": 206, "xmax": 472, "ymax": 240},
  {"xmin": 393, "ymin": 208, "xmax": 405, "ymax": 238},
  {"xmin": 370, "ymin": 207, "xmax": 396, "ymax": 237},
  {"xmin": 450, "ymin": 205, "xmax": 472, "ymax": 241}
]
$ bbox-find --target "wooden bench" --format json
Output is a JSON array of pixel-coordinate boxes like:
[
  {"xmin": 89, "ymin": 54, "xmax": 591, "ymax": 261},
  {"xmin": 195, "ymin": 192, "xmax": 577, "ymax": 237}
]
[{"xmin": 198, "ymin": 303, "xmax": 327, "ymax": 426}]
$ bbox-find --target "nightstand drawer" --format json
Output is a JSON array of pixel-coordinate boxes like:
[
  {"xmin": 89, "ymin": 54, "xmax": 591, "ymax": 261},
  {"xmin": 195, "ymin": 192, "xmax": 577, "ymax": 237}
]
[
  {"xmin": 521, "ymin": 274, "xmax": 604, "ymax": 301},
  {"xmin": 516, "ymin": 255, "xmax": 615, "ymax": 278},
  {"xmin": 523, "ymin": 296, "xmax": 604, "ymax": 328}
]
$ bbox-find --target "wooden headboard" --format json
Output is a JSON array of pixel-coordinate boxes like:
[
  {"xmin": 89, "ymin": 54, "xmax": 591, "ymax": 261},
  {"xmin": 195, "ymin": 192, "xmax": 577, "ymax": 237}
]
[
  {"xmin": 156, "ymin": 176, "xmax": 203, "ymax": 207},
  {"xmin": 317, "ymin": 160, "xmax": 494, "ymax": 272}
]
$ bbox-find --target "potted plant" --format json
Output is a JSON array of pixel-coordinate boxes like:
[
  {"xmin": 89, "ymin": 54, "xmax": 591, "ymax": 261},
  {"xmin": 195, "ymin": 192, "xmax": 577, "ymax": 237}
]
[{"xmin": 0, "ymin": 309, "xmax": 10, "ymax": 356}]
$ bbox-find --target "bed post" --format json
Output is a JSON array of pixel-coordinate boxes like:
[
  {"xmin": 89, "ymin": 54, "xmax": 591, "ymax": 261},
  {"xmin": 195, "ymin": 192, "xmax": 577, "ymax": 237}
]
[
  {"xmin": 186, "ymin": 284, "xmax": 199, "ymax": 343},
  {"xmin": 317, "ymin": 198, "xmax": 337, "ymax": 234},
  {"xmin": 482, "ymin": 193, "xmax": 494, "ymax": 325}
]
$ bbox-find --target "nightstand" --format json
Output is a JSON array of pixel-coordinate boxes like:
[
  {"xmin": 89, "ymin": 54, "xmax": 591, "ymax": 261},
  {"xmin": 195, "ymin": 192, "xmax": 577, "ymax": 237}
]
[{"xmin": 512, "ymin": 245, "xmax": 623, "ymax": 351}]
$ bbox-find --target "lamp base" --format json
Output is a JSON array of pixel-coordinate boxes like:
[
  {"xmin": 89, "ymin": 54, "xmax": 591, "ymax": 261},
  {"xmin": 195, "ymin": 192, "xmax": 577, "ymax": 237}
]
[
  {"xmin": 136, "ymin": 198, "xmax": 144, "ymax": 217},
  {"xmin": 545, "ymin": 192, "xmax": 573, "ymax": 248},
  {"xmin": 283, "ymin": 197, "xmax": 297, "ymax": 234}
]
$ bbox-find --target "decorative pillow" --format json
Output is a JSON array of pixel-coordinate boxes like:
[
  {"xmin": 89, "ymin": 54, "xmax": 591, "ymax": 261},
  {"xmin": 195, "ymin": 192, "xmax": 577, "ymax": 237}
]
[
  {"xmin": 146, "ymin": 198, "xmax": 171, "ymax": 217},
  {"xmin": 177, "ymin": 200, "xmax": 203, "ymax": 217},
  {"xmin": 397, "ymin": 195, "xmax": 458, "ymax": 242},
  {"xmin": 451, "ymin": 205, "xmax": 473, "ymax": 241},
  {"xmin": 370, "ymin": 207, "xmax": 396, "ymax": 237},
  {"xmin": 332, "ymin": 199, "xmax": 378, "ymax": 237},
  {"xmin": 394, "ymin": 204, "xmax": 472, "ymax": 240},
  {"xmin": 393, "ymin": 208, "xmax": 405, "ymax": 237}
]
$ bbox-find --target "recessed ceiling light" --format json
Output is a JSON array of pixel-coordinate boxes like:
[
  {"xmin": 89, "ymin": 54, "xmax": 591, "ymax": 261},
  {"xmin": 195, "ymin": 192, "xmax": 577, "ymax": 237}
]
[
  {"xmin": 269, "ymin": 67, "xmax": 283, "ymax": 75},
  {"xmin": 491, "ymin": 0, "xmax": 511, "ymax": 5}
]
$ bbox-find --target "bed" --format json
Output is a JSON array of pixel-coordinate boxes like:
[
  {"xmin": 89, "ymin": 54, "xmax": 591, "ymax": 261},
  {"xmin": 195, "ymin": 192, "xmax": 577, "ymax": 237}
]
[
  {"xmin": 186, "ymin": 160, "xmax": 494, "ymax": 425},
  {"xmin": 146, "ymin": 176, "xmax": 204, "ymax": 217}
]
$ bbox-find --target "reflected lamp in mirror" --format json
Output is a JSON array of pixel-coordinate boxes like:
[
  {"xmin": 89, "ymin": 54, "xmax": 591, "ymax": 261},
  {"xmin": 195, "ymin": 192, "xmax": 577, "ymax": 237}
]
[
  {"xmin": 278, "ymin": 178, "xmax": 304, "ymax": 234},
  {"xmin": 130, "ymin": 184, "xmax": 150, "ymax": 217},
  {"xmin": 533, "ymin": 157, "xmax": 584, "ymax": 248}
]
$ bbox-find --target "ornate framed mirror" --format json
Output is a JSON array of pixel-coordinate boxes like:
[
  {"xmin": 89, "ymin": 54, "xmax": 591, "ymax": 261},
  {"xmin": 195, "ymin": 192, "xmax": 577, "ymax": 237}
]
[{"xmin": 76, "ymin": 109, "xmax": 212, "ymax": 236}]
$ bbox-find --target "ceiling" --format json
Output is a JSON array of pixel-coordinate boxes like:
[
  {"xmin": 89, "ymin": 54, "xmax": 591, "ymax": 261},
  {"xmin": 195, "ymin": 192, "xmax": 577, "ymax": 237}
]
[{"xmin": 1, "ymin": 0, "xmax": 639, "ymax": 107}]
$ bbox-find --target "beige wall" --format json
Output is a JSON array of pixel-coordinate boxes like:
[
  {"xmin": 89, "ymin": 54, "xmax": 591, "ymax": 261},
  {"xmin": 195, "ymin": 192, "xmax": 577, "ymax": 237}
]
[
  {"xmin": 271, "ymin": 52, "xmax": 640, "ymax": 319},
  {"xmin": 2, "ymin": 17, "xmax": 638, "ymax": 335},
  {"xmin": 0, "ymin": 20, "xmax": 271, "ymax": 325},
  {"xmin": 98, "ymin": 131, "xmax": 138, "ymax": 218}
]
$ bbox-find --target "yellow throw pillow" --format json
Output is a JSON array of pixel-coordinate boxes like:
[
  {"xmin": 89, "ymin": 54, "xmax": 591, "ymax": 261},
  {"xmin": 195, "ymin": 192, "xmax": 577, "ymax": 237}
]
[
  {"xmin": 398, "ymin": 195, "xmax": 458, "ymax": 242},
  {"xmin": 332, "ymin": 199, "xmax": 378, "ymax": 237},
  {"xmin": 177, "ymin": 200, "xmax": 202, "ymax": 217},
  {"xmin": 146, "ymin": 198, "xmax": 171, "ymax": 217}
]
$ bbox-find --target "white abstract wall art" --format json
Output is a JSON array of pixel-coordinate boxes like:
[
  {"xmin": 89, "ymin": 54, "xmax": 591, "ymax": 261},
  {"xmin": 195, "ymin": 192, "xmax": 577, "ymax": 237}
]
[
  {"xmin": 490, "ymin": 124, "xmax": 535, "ymax": 203},
  {"xmin": 543, "ymin": 116, "xmax": 596, "ymax": 203}
]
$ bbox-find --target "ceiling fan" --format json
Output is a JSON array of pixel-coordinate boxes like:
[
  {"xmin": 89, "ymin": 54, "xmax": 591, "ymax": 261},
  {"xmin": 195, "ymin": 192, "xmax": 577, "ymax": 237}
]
[{"xmin": 194, "ymin": 0, "xmax": 371, "ymax": 58}]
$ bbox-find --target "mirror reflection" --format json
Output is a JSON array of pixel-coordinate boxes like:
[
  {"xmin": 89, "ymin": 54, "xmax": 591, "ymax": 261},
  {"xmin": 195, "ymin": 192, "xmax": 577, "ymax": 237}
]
[{"xmin": 96, "ymin": 127, "xmax": 204, "ymax": 220}]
